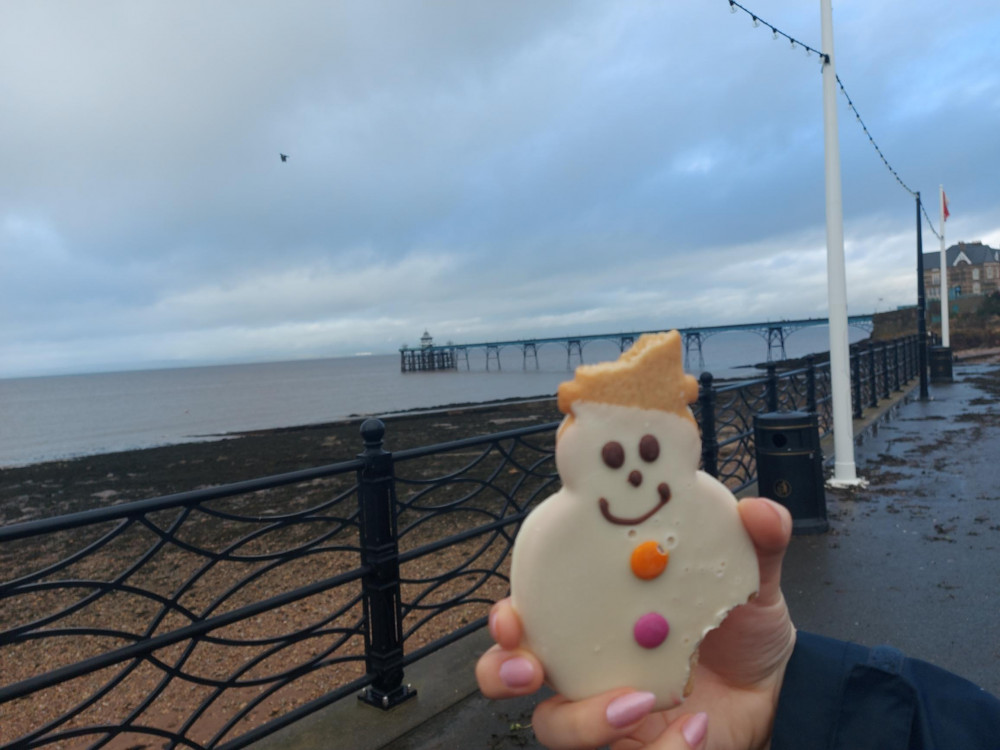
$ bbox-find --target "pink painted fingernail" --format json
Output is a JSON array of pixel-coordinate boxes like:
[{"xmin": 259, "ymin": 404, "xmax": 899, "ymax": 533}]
[
  {"xmin": 605, "ymin": 691, "xmax": 656, "ymax": 728},
  {"xmin": 499, "ymin": 657, "xmax": 535, "ymax": 688},
  {"xmin": 682, "ymin": 712, "xmax": 709, "ymax": 747}
]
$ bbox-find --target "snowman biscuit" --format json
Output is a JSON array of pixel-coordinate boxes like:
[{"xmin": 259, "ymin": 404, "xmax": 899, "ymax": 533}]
[{"xmin": 510, "ymin": 331, "xmax": 759, "ymax": 710}]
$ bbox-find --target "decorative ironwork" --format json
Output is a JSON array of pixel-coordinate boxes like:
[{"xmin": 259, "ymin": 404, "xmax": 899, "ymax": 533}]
[
  {"xmin": 1, "ymin": 333, "xmax": 919, "ymax": 749},
  {"xmin": 694, "ymin": 334, "xmax": 920, "ymax": 491},
  {"xmin": 1, "ymin": 462, "xmax": 371, "ymax": 750},
  {"xmin": 393, "ymin": 424, "xmax": 560, "ymax": 662}
]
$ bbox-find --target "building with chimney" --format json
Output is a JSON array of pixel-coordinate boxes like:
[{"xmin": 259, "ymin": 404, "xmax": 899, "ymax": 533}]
[{"xmin": 923, "ymin": 241, "xmax": 1000, "ymax": 301}]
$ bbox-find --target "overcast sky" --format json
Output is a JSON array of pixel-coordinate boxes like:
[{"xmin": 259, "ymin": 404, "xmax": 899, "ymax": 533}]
[{"xmin": 2, "ymin": 0, "xmax": 998, "ymax": 378}]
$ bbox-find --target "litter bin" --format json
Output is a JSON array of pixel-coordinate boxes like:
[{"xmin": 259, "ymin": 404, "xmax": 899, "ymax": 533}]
[
  {"xmin": 929, "ymin": 346, "xmax": 953, "ymax": 383},
  {"xmin": 754, "ymin": 411, "xmax": 828, "ymax": 534}
]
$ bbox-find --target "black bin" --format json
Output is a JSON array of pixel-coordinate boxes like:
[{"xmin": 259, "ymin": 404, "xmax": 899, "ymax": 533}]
[
  {"xmin": 754, "ymin": 411, "xmax": 828, "ymax": 534},
  {"xmin": 929, "ymin": 346, "xmax": 954, "ymax": 383}
]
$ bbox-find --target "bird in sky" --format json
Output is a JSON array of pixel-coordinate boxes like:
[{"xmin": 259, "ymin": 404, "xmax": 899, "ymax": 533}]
[{"xmin": 279, "ymin": 153, "xmax": 289, "ymax": 162}]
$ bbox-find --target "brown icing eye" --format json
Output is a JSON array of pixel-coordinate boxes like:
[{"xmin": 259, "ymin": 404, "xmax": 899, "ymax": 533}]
[
  {"xmin": 639, "ymin": 434, "xmax": 660, "ymax": 463},
  {"xmin": 602, "ymin": 441, "xmax": 625, "ymax": 469}
]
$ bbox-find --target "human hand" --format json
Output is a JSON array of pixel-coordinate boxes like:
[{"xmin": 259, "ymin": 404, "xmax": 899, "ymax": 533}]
[{"xmin": 476, "ymin": 496, "xmax": 795, "ymax": 750}]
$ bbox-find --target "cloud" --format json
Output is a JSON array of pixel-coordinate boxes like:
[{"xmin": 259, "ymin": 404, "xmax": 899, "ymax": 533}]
[{"xmin": 1, "ymin": 0, "xmax": 999, "ymax": 377}]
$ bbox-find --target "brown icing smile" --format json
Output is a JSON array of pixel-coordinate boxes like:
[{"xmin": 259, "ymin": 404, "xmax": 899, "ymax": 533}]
[{"xmin": 599, "ymin": 483, "xmax": 671, "ymax": 526}]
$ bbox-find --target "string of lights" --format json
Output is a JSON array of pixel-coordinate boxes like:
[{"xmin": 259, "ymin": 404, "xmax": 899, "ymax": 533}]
[
  {"xmin": 725, "ymin": 0, "xmax": 828, "ymax": 62},
  {"xmin": 833, "ymin": 81, "xmax": 915, "ymax": 197},
  {"xmin": 919, "ymin": 199, "xmax": 943, "ymax": 239},
  {"xmin": 722, "ymin": 0, "xmax": 943, "ymax": 239}
]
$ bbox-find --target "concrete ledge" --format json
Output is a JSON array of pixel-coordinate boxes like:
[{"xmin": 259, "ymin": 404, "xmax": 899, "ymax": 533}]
[
  {"xmin": 252, "ymin": 630, "xmax": 493, "ymax": 750},
  {"xmin": 824, "ymin": 379, "xmax": 920, "ymax": 467},
  {"xmin": 735, "ymin": 379, "xmax": 919, "ymax": 499}
]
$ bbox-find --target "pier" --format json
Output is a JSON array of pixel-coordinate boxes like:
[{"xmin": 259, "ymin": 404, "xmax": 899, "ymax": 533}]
[
  {"xmin": 400, "ymin": 316, "xmax": 874, "ymax": 373},
  {"xmin": 399, "ymin": 330, "xmax": 458, "ymax": 372},
  {"xmin": 399, "ymin": 347, "xmax": 457, "ymax": 372}
]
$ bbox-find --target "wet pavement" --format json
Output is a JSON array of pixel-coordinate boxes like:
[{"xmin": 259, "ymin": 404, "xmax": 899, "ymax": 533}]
[
  {"xmin": 783, "ymin": 361, "xmax": 1000, "ymax": 695},
  {"xmin": 259, "ymin": 361, "xmax": 1000, "ymax": 750}
]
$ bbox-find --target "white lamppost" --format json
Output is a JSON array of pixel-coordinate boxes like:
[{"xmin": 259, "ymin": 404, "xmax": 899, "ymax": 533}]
[{"xmin": 820, "ymin": 0, "xmax": 863, "ymax": 487}]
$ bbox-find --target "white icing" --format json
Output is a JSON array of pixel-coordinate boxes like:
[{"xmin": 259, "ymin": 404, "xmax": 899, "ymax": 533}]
[{"xmin": 510, "ymin": 401, "xmax": 759, "ymax": 710}]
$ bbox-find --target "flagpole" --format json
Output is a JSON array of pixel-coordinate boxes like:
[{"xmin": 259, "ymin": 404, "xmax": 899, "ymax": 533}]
[
  {"xmin": 820, "ymin": 0, "xmax": 861, "ymax": 487},
  {"xmin": 916, "ymin": 193, "xmax": 930, "ymax": 400},
  {"xmin": 939, "ymin": 185, "xmax": 949, "ymax": 347}
]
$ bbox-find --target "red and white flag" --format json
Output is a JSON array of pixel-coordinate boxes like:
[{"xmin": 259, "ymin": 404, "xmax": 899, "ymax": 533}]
[{"xmin": 942, "ymin": 189, "xmax": 950, "ymax": 221}]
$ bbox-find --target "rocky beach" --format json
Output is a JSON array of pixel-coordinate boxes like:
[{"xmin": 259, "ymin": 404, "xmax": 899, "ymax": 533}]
[{"xmin": 0, "ymin": 397, "xmax": 564, "ymax": 528}]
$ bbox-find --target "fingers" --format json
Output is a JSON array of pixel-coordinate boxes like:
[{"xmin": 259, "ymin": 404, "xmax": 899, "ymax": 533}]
[
  {"xmin": 532, "ymin": 690, "xmax": 656, "ymax": 749},
  {"xmin": 489, "ymin": 598, "xmax": 523, "ymax": 651},
  {"xmin": 477, "ymin": 599, "xmax": 708, "ymax": 749},
  {"xmin": 476, "ymin": 599, "xmax": 545, "ymax": 698},
  {"xmin": 737, "ymin": 497, "xmax": 792, "ymax": 606},
  {"xmin": 476, "ymin": 643, "xmax": 545, "ymax": 698},
  {"xmin": 531, "ymin": 690, "xmax": 708, "ymax": 750},
  {"xmin": 699, "ymin": 497, "xmax": 795, "ymax": 686},
  {"xmin": 645, "ymin": 712, "xmax": 708, "ymax": 750}
]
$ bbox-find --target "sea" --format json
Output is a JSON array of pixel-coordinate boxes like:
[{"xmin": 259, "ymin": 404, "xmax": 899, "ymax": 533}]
[{"xmin": 0, "ymin": 326, "xmax": 867, "ymax": 468}]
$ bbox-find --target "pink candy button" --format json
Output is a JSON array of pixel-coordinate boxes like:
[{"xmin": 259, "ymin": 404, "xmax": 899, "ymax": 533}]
[{"xmin": 633, "ymin": 612, "xmax": 669, "ymax": 649}]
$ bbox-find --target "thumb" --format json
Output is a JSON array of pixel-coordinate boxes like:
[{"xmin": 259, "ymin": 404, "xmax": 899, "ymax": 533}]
[
  {"xmin": 648, "ymin": 712, "xmax": 709, "ymax": 750},
  {"xmin": 737, "ymin": 497, "xmax": 792, "ymax": 607}
]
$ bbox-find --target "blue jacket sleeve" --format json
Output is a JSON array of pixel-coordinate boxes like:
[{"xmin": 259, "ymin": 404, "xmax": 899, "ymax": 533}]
[{"xmin": 771, "ymin": 631, "xmax": 1000, "ymax": 750}]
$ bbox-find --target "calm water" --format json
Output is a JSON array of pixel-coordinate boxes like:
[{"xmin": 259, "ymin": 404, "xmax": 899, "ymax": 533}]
[{"xmin": 0, "ymin": 327, "xmax": 865, "ymax": 467}]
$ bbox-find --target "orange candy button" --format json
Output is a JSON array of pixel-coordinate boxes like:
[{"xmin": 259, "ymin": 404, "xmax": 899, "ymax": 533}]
[{"xmin": 631, "ymin": 540, "xmax": 669, "ymax": 580}]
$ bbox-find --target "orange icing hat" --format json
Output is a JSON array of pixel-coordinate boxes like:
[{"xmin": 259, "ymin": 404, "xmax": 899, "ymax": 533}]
[{"xmin": 557, "ymin": 331, "xmax": 699, "ymax": 426}]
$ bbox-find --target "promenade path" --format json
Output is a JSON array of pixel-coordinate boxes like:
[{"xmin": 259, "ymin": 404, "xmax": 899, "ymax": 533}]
[{"xmin": 258, "ymin": 356, "xmax": 1000, "ymax": 750}]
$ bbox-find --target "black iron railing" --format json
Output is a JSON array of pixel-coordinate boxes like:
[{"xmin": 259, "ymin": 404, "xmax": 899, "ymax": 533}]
[
  {"xmin": 694, "ymin": 335, "xmax": 919, "ymax": 492},
  {"xmin": 0, "ymin": 335, "xmax": 920, "ymax": 749}
]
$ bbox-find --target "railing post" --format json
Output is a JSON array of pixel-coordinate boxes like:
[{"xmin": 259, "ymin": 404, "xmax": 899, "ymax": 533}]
[
  {"xmin": 887, "ymin": 342, "xmax": 894, "ymax": 394},
  {"xmin": 867, "ymin": 343, "xmax": 878, "ymax": 408},
  {"xmin": 805, "ymin": 355, "xmax": 817, "ymax": 414},
  {"xmin": 893, "ymin": 340, "xmax": 901, "ymax": 391},
  {"xmin": 766, "ymin": 363, "xmax": 779, "ymax": 413},
  {"xmin": 698, "ymin": 372, "xmax": 719, "ymax": 479},
  {"xmin": 879, "ymin": 343, "xmax": 890, "ymax": 399},
  {"xmin": 874, "ymin": 342, "xmax": 882, "ymax": 399},
  {"xmin": 851, "ymin": 347, "xmax": 863, "ymax": 419},
  {"xmin": 357, "ymin": 418, "xmax": 415, "ymax": 710}
]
